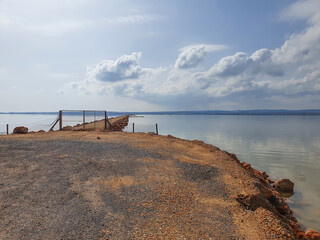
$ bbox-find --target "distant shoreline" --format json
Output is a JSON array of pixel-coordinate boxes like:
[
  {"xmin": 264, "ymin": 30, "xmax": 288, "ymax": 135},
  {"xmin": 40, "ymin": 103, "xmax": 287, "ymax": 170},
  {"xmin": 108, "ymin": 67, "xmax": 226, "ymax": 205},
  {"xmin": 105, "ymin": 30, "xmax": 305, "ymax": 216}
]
[{"xmin": 1, "ymin": 109, "xmax": 320, "ymax": 116}]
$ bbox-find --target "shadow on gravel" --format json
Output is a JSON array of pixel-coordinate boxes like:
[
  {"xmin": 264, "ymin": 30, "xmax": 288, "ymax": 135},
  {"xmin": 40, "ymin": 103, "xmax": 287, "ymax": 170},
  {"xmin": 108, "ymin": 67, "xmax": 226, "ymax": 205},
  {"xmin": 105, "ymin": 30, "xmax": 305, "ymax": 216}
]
[{"xmin": 174, "ymin": 160, "xmax": 228, "ymax": 198}]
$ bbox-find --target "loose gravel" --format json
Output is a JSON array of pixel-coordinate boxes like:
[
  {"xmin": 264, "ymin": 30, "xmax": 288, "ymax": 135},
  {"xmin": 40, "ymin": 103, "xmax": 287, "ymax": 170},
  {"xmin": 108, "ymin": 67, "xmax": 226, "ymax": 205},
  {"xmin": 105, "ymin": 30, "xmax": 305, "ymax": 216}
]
[{"xmin": 0, "ymin": 138, "xmax": 237, "ymax": 240}]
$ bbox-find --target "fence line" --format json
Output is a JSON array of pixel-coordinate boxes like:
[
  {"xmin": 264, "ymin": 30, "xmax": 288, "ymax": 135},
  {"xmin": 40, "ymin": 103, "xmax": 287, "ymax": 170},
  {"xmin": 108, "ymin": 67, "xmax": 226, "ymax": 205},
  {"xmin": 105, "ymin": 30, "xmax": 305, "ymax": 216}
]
[{"xmin": 128, "ymin": 122, "xmax": 159, "ymax": 135}]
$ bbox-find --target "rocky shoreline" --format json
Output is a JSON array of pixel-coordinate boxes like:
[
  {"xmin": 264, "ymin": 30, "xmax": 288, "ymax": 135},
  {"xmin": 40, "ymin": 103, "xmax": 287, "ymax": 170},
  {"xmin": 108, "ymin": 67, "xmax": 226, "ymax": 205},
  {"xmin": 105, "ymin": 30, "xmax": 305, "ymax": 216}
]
[
  {"xmin": 189, "ymin": 139, "xmax": 319, "ymax": 239},
  {"xmin": 227, "ymin": 152, "xmax": 318, "ymax": 239}
]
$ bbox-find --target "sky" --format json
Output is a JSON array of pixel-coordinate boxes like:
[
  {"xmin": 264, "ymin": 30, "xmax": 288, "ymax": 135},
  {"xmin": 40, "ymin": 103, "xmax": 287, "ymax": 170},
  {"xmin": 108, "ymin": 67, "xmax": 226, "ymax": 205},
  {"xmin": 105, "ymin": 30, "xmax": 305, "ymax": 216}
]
[{"xmin": 1, "ymin": 0, "xmax": 320, "ymax": 111}]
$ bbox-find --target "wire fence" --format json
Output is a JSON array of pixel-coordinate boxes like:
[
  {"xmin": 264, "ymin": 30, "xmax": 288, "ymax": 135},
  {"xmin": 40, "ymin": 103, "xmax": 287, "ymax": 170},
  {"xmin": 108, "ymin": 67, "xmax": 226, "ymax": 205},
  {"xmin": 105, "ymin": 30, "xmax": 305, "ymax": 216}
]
[
  {"xmin": 0, "ymin": 116, "xmax": 59, "ymax": 134},
  {"xmin": 125, "ymin": 123, "xmax": 159, "ymax": 134},
  {"xmin": 1, "ymin": 113, "xmax": 149, "ymax": 135},
  {"xmin": 0, "ymin": 111, "xmax": 110, "ymax": 134}
]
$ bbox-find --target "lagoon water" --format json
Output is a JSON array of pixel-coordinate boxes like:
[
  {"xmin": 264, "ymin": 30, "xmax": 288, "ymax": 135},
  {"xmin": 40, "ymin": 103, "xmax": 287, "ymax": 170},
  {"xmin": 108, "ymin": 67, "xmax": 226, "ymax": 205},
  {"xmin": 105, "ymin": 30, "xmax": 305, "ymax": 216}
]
[{"xmin": 1, "ymin": 113, "xmax": 320, "ymax": 230}]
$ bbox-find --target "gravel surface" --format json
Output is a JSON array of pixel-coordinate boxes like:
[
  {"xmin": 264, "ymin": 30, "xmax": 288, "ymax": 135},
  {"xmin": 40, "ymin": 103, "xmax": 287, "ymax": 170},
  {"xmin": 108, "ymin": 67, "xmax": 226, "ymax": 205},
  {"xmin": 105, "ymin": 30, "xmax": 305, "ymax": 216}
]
[
  {"xmin": 0, "ymin": 132, "xmax": 298, "ymax": 240},
  {"xmin": 0, "ymin": 138, "xmax": 237, "ymax": 240}
]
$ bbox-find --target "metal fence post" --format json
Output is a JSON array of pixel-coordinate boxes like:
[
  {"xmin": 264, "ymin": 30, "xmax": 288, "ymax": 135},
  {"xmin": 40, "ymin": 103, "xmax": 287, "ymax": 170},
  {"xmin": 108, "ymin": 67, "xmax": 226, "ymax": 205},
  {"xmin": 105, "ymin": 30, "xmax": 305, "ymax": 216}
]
[
  {"xmin": 59, "ymin": 110, "xmax": 62, "ymax": 131},
  {"xmin": 104, "ymin": 111, "xmax": 107, "ymax": 130},
  {"xmin": 83, "ymin": 111, "xmax": 85, "ymax": 130},
  {"xmin": 156, "ymin": 123, "xmax": 158, "ymax": 135},
  {"xmin": 6, "ymin": 124, "xmax": 9, "ymax": 134}
]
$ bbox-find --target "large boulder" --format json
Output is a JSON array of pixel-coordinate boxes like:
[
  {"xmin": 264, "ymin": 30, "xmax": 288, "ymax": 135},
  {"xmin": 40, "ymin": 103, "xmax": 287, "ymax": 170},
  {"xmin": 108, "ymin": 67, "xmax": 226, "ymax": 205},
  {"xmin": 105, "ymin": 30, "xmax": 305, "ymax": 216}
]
[
  {"xmin": 274, "ymin": 179, "xmax": 294, "ymax": 193},
  {"xmin": 13, "ymin": 126, "xmax": 28, "ymax": 134}
]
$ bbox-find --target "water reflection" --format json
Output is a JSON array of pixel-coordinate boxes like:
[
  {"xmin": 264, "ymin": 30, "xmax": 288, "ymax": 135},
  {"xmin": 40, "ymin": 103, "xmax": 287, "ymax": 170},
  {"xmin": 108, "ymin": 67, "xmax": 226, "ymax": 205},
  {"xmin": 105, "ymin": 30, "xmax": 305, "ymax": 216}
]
[{"xmin": 126, "ymin": 115, "xmax": 320, "ymax": 231}]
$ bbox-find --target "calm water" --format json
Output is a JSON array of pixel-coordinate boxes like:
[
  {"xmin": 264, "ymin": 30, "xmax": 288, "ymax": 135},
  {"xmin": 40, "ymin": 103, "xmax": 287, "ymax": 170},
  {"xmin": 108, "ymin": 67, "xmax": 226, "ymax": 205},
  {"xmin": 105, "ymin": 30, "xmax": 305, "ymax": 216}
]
[
  {"xmin": 124, "ymin": 115, "xmax": 320, "ymax": 231},
  {"xmin": 1, "ymin": 114, "xmax": 319, "ymax": 230}
]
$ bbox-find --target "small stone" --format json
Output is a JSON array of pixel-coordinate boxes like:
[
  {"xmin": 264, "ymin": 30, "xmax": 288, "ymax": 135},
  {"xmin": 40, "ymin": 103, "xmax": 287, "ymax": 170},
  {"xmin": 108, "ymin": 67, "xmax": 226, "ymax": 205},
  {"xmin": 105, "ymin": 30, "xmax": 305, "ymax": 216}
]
[{"xmin": 97, "ymin": 137, "xmax": 101, "ymax": 139}]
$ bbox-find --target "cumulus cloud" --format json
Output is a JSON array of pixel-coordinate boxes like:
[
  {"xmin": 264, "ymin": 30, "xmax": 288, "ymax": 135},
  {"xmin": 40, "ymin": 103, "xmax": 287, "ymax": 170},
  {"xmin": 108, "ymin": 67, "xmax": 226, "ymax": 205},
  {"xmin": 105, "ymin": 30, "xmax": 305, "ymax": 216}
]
[
  {"xmin": 191, "ymin": 0, "xmax": 320, "ymax": 100},
  {"xmin": 174, "ymin": 44, "xmax": 227, "ymax": 69},
  {"xmin": 62, "ymin": 0, "xmax": 320, "ymax": 109},
  {"xmin": 194, "ymin": 49, "xmax": 284, "ymax": 94},
  {"xmin": 87, "ymin": 52, "xmax": 146, "ymax": 82}
]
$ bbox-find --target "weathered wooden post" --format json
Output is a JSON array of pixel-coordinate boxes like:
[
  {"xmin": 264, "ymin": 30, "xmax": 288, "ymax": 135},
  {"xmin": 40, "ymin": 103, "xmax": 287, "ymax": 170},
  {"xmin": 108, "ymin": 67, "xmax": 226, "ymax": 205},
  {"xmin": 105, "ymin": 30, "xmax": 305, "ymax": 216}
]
[
  {"xmin": 104, "ymin": 111, "xmax": 107, "ymax": 130},
  {"xmin": 59, "ymin": 110, "xmax": 62, "ymax": 131},
  {"xmin": 83, "ymin": 111, "xmax": 85, "ymax": 130},
  {"xmin": 133, "ymin": 123, "xmax": 135, "ymax": 133},
  {"xmin": 6, "ymin": 124, "xmax": 9, "ymax": 135},
  {"xmin": 156, "ymin": 123, "xmax": 158, "ymax": 135}
]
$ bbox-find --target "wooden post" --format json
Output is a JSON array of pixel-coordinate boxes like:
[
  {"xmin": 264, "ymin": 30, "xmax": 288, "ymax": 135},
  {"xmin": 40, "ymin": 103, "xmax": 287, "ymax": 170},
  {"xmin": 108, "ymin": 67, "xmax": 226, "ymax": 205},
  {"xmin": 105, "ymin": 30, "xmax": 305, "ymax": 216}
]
[
  {"xmin": 156, "ymin": 123, "xmax": 158, "ymax": 135},
  {"xmin": 6, "ymin": 124, "xmax": 9, "ymax": 134},
  {"xmin": 83, "ymin": 111, "xmax": 85, "ymax": 130},
  {"xmin": 59, "ymin": 110, "xmax": 62, "ymax": 131},
  {"xmin": 133, "ymin": 123, "xmax": 135, "ymax": 133},
  {"xmin": 94, "ymin": 111, "xmax": 96, "ymax": 130},
  {"xmin": 104, "ymin": 111, "xmax": 107, "ymax": 130}
]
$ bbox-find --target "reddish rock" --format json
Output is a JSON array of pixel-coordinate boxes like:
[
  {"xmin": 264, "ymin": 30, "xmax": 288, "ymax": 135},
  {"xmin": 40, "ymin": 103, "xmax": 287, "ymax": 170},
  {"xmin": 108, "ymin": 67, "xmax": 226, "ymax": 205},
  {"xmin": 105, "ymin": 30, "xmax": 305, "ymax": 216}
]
[
  {"xmin": 258, "ymin": 185, "xmax": 274, "ymax": 199},
  {"xmin": 13, "ymin": 126, "xmax": 28, "ymax": 134},
  {"xmin": 253, "ymin": 169, "xmax": 262, "ymax": 176},
  {"xmin": 274, "ymin": 179, "xmax": 294, "ymax": 193},
  {"xmin": 267, "ymin": 178, "xmax": 275, "ymax": 184},
  {"xmin": 289, "ymin": 221, "xmax": 304, "ymax": 239},
  {"xmin": 230, "ymin": 153, "xmax": 240, "ymax": 163},
  {"xmin": 38, "ymin": 130, "xmax": 45, "ymax": 133},
  {"xmin": 242, "ymin": 162, "xmax": 252, "ymax": 171},
  {"xmin": 236, "ymin": 193, "xmax": 273, "ymax": 211},
  {"xmin": 305, "ymin": 229, "xmax": 320, "ymax": 240},
  {"xmin": 261, "ymin": 171, "xmax": 269, "ymax": 179},
  {"xmin": 296, "ymin": 230, "xmax": 306, "ymax": 239}
]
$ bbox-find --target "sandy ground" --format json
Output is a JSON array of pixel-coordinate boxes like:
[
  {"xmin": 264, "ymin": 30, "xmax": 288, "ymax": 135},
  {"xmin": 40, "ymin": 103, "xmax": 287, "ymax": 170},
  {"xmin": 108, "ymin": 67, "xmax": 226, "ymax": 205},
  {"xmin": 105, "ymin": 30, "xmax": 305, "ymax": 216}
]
[{"xmin": 0, "ymin": 131, "xmax": 299, "ymax": 239}]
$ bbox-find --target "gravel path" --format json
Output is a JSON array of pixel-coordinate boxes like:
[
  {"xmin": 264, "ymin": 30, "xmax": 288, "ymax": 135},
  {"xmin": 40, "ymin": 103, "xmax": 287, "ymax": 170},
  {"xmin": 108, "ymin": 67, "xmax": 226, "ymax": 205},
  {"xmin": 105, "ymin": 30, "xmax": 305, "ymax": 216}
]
[{"xmin": 0, "ymin": 138, "xmax": 237, "ymax": 240}]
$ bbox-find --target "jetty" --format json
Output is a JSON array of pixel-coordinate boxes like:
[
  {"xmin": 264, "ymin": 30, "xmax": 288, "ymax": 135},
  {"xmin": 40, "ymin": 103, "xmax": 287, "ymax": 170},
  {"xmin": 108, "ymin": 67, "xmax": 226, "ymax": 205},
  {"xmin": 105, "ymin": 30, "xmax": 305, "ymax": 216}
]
[{"xmin": 0, "ymin": 127, "xmax": 315, "ymax": 239}]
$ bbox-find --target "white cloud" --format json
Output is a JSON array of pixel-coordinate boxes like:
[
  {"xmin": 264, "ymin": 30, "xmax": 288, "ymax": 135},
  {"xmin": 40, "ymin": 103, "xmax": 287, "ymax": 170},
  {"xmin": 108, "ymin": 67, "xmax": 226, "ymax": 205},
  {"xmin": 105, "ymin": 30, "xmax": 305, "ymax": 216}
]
[
  {"xmin": 190, "ymin": 0, "xmax": 320, "ymax": 100},
  {"xmin": 281, "ymin": 0, "xmax": 320, "ymax": 22},
  {"xmin": 62, "ymin": 53, "xmax": 167, "ymax": 98},
  {"xmin": 107, "ymin": 14, "xmax": 161, "ymax": 25},
  {"xmin": 193, "ymin": 49, "xmax": 284, "ymax": 96},
  {"xmin": 0, "ymin": 1, "xmax": 161, "ymax": 36},
  {"xmin": 174, "ymin": 44, "xmax": 227, "ymax": 69},
  {"xmin": 62, "ymin": 0, "xmax": 320, "ymax": 109},
  {"xmin": 88, "ymin": 52, "xmax": 145, "ymax": 82}
]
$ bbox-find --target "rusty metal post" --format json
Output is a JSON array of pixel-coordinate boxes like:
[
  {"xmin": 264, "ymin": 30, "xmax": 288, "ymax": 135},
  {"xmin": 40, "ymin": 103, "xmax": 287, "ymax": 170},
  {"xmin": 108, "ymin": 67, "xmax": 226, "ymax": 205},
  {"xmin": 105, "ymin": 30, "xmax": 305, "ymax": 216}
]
[
  {"xmin": 156, "ymin": 123, "xmax": 158, "ymax": 135},
  {"xmin": 59, "ymin": 110, "xmax": 62, "ymax": 131},
  {"xmin": 6, "ymin": 124, "xmax": 9, "ymax": 134},
  {"xmin": 83, "ymin": 111, "xmax": 85, "ymax": 130},
  {"xmin": 104, "ymin": 111, "xmax": 107, "ymax": 130},
  {"xmin": 133, "ymin": 123, "xmax": 135, "ymax": 133}
]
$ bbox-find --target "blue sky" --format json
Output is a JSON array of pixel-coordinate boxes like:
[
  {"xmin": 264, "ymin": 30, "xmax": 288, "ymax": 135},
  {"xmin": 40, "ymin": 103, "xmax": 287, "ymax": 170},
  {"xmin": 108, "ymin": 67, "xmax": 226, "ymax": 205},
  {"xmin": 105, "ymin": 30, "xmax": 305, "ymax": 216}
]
[{"xmin": 1, "ymin": 0, "xmax": 320, "ymax": 111}]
